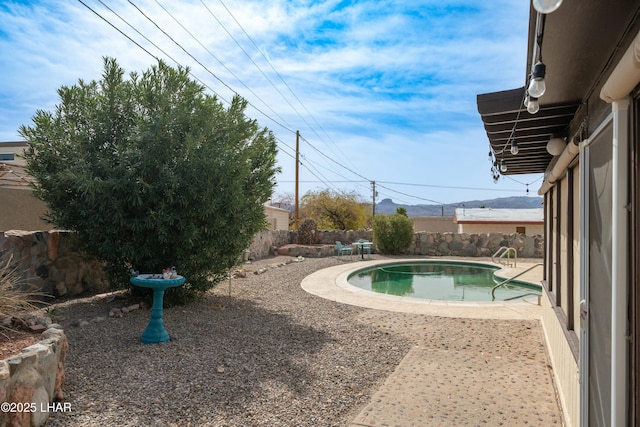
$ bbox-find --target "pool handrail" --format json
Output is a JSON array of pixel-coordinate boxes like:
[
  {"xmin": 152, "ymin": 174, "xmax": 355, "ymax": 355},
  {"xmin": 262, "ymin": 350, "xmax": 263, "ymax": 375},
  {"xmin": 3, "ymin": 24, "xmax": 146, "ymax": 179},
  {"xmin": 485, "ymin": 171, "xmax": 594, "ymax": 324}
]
[
  {"xmin": 491, "ymin": 263, "xmax": 544, "ymax": 301},
  {"xmin": 492, "ymin": 246, "xmax": 517, "ymax": 267}
]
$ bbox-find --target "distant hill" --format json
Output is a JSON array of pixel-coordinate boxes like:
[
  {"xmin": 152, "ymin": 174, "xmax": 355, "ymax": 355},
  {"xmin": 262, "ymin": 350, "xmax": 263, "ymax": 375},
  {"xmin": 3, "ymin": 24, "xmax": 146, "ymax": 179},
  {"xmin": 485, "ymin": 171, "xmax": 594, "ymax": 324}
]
[{"xmin": 375, "ymin": 196, "xmax": 543, "ymax": 217}]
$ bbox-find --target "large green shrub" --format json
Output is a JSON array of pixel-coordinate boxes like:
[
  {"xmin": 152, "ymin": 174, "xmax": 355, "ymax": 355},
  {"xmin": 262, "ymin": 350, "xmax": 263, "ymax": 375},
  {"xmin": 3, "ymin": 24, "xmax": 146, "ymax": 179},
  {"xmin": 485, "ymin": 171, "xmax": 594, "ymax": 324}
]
[
  {"xmin": 20, "ymin": 58, "xmax": 279, "ymax": 304},
  {"xmin": 372, "ymin": 214, "xmax": 414, "ymax": 255}
]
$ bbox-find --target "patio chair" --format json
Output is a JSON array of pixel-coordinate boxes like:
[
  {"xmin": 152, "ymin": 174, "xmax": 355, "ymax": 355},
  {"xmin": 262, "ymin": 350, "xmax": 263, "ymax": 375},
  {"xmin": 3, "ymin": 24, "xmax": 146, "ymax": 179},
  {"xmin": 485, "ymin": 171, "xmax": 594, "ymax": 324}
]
[
  {"xmin": 356, "ymin": 239, "xmax": 372, "ymax": 259},
  {"xmin": 335, "ymin": 241, "xmax": 353, "ymax": 260}
]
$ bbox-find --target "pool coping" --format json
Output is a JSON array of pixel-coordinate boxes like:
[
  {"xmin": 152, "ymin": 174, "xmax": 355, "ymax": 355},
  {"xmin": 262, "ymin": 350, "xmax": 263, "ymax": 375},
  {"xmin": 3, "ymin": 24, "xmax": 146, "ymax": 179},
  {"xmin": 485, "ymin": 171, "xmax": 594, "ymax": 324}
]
[{"xmin": 301, "ymin": 258, "xmax": 542, "ymax": 320}]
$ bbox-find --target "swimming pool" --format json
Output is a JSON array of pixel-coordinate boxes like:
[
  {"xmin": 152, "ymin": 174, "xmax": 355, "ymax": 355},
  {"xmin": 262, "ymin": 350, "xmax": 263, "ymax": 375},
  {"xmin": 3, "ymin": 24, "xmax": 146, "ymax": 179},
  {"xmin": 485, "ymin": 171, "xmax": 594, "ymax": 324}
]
[{"xmin": 347, "ymin": 261, "xmax": 541, "ymax": 302}]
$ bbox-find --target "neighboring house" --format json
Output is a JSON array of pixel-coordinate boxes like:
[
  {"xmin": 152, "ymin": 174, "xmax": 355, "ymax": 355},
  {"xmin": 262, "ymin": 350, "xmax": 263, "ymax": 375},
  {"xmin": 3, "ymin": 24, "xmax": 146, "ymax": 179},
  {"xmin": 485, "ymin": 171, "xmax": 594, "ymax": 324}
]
[
  {"xmin": 0, "ymin": 141, "xmax": 51, "ymax": 231},
  {"xmin": 412, "ymin": 216, "xmax": 456, "ymax": 233},
  {"xmin": 477, "ymin": 3, "xmax": 640, "ymax": 426},
  {"xmin": 453, "ymin": 208, "xmax": 543, "ymax": 235},
  {"xmin": 263, "ymin": 204, "xmax": 289, "ymax": 230}
]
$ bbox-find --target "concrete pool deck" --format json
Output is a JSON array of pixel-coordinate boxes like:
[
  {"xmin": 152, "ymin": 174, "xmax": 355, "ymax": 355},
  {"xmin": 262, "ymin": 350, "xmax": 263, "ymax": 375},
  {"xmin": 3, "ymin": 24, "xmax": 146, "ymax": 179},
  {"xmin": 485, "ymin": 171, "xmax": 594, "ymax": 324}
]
[
  {"xmin": 301, "ymin": 258, "xmax": 544, "ymax": 320},
  {"xmin": 302, "ymin": 257, "xmax": 563, "ymax": 426}
]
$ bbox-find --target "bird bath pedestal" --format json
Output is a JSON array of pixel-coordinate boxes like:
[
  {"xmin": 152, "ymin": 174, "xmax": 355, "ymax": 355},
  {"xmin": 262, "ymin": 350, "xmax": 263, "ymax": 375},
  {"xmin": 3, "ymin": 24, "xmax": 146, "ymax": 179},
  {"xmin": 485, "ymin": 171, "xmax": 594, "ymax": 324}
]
[{"xmin": 130, "ymin": 274, "xmax": 186, "ymax": 343}]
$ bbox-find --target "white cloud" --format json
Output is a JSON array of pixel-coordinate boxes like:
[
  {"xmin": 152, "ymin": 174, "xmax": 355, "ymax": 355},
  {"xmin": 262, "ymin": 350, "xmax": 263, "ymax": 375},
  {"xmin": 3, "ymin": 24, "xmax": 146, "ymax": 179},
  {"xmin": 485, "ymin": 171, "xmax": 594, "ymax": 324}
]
[{"xmin": 0, "ymin": 0, "xmax": 538, "ymax": 203}]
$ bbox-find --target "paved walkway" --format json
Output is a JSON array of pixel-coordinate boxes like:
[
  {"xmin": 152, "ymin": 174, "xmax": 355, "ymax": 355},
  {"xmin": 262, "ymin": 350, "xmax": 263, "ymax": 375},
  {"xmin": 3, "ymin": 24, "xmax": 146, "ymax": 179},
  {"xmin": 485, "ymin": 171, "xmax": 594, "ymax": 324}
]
[{"xmin": 302, "ymin": 258, "xmax": 564, "ymax": 427}]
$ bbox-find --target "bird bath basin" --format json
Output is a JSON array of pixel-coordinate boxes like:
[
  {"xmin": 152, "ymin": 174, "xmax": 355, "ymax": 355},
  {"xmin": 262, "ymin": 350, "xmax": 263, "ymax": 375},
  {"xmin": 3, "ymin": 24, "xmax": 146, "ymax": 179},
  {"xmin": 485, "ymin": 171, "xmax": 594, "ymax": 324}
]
[{"xmin": 129, "ymin": 274, "xmax": 185, "ymax": 343}]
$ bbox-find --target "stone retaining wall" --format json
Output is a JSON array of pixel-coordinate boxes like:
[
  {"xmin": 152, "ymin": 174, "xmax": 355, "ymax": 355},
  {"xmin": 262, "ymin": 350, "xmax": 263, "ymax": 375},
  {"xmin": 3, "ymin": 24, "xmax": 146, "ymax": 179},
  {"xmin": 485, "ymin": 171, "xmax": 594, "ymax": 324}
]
[
  {"xmin": 0, "ymin": 230, "xmax": 109, "ymax": 298},
  {"xmin": 0, "ymin": 230, "xmax": 542, "ymax": 298},
  {"xmin": 410, "ymin": 232, "xmax": 543, "ymax": 258},
  {"xmin": 0, "ymin": 325, "xmax": 68, "ymax": 427}
]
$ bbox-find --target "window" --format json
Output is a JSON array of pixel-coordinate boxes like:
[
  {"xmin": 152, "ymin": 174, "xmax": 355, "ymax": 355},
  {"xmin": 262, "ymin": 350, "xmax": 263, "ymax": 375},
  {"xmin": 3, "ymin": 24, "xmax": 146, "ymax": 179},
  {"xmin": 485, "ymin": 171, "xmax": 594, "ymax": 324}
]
[
  {"xmin": 516, "ymin": 226, "xmax": 526, "ymax": 234},
  {"xmin": 0, "ymin": 153, "xmax": 15, "ymax": 161}
]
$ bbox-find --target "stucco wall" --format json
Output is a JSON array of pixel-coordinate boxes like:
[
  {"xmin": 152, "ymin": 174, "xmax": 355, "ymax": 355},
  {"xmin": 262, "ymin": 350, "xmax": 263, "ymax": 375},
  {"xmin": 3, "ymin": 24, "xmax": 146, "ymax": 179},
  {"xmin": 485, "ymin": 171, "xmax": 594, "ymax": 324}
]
[
  {"xmin": 0, "ymin": 189, "xmax": 51, "ymax": 232},
  {"xmin": 540, "ymin": 293, "xmax": 579, "ymax": 427},
  {"xmin": 412, "ymin": 217, "xmax": 456, "ymax": 233},
  {"xmin": 457, "ymin": 223, "xmax": 544, "ymax": 235},
  {"xmin": 264, "ymin": 206, "xmax": 290, "ymax": 230}
]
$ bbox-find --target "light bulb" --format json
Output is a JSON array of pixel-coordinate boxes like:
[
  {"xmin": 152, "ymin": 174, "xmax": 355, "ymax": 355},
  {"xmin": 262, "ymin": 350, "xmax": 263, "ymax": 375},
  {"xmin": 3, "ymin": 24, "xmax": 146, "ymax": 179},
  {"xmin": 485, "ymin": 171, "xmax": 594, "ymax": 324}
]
[
  {"xmin": 528, "ymin": 78, "xmax": 546, "ymax": 98},
  {"xmin": 532, "ymin": 0, "xmax": 563, "ymax": 14},
  {"xmin": 527, "ymin": 97, "xmax": 540, "ymax": 114},
  {"xmin": 527, "ymin": 62, "xmax": 547, "ymax": 98},
  {"xmin": 510, "ymin": 139, "xmax": 519, "ymax": 155},
  {"xmin": 500, "ymin": 159, "xmax": 507, "ymax": 172}
]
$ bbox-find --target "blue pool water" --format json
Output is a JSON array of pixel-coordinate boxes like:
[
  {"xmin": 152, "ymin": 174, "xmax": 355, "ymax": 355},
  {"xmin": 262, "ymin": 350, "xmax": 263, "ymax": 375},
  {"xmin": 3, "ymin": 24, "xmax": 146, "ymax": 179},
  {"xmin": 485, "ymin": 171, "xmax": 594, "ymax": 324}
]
[{"xmin": 347, "ymin": 261, "xmax": 541, "ymax": 302}]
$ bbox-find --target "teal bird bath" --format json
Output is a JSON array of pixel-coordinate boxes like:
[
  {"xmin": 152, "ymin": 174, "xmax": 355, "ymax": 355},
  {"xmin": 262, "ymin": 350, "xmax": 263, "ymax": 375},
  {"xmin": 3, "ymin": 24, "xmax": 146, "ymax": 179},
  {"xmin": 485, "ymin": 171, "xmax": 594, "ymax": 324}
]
[{"xmin": 130, "ymin": 274, "xmax": 186, "ymax": 343}]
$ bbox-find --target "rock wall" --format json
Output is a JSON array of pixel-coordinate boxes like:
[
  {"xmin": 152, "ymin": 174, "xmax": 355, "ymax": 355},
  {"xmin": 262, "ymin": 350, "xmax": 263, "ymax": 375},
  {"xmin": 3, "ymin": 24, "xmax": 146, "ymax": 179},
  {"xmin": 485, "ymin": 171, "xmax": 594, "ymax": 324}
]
[
  {"xmin": 246, "ymin": 230, "xmax": 290, "ymax": 260},
  {"xmin": 0, "ymin": 230, "xmax": 543, "ymax": 299},
  {"xmin": 0, "ymin": 325, "xmax": 68, "ymax": 427},
  {"xmin": 410, "ymin": 232, "xmax": 543, "ymax": 258},
  {"xmin": 0, "ymin": 230, "xmax": 109, "ymax": 298}
]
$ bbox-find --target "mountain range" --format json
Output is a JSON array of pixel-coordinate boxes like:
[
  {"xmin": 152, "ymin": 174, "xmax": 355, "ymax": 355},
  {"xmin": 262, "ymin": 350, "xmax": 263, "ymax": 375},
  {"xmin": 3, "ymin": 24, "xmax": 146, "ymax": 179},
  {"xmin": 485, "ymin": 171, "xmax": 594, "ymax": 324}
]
[{"xmin": 375, "ymin": 196, "xmax": 543, "ymax": 217}]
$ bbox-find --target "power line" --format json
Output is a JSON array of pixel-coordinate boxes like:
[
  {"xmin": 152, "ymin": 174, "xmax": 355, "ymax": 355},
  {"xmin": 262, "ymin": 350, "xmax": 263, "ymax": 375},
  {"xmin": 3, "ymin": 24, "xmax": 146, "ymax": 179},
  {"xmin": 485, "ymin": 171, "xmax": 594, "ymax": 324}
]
[
  {"xmin": 80, "ymin": 0, "xmax": 229, "ymax": 103},
  {"xmin": 374, "ymin": 183, "xmax": 445, "ymax": 205},
  {"xmin": 152, "ymin": 0, "xmax": 296, "ymax": 132},
  {"xmin": 376, "ymin": 180, "xmax": 526, "ymax": 192},
  {"xmin": 125, "ymin": 0, "xmax": 295, "ymax": 134},
  {"xmin": 215, "ymin": 0, "xmax": 360, "ymax": 172},
  {"xmin": 300, "ymin": 135, "xmax": 371, "ymax": 182}
]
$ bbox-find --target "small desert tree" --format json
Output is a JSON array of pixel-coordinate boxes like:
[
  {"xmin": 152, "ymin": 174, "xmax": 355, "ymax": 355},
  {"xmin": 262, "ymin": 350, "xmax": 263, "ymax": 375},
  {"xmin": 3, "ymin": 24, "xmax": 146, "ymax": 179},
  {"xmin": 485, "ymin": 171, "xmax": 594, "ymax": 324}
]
[
  {"xmin": 20, "ymin": 58, "xmax": 279, "ymax": 303},
  {"xmin": 301, "ymin": 189, "xmax": 369, "ymax": 230}
]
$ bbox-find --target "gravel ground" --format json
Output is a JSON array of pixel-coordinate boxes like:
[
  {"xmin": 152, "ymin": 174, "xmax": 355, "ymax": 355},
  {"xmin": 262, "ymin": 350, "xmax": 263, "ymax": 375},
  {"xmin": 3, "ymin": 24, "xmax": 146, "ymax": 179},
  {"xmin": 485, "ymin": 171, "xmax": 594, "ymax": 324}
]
[{"xmin": 43, "ymin": 255, "xmax": 559, "ymax": 426}]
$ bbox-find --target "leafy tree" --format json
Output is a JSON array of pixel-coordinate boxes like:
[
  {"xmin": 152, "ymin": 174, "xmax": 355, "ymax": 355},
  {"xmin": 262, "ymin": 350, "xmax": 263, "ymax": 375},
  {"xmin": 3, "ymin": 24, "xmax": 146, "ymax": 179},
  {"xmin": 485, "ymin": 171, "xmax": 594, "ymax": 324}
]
[
  {"xmin": 301, "ymin": 189, "xmax": 369, "ymax": 230},
  {"xmin": 396, "ymin": 207, "xmax": 408, "ymax": 216},
  {"xmin": 20, "ymin": 58, "xmax": 279, "ymax": 303},
  {"xmin": 372, "ymin": 214, "xmax": 414, "ymax": 254}
]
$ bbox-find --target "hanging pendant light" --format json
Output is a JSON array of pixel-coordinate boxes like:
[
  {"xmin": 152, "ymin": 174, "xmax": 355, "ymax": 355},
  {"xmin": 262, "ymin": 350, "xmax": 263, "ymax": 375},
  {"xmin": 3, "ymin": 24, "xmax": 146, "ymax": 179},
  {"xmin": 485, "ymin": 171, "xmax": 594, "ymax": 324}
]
[
  {"xmin": 500, "ymin": 159, "xmax": 507, "ymax": 172},
  {"xmin": 526, "ymin": 96, "xmax": 540, "ymax": 114},
  {"xmin": 527, "ymin": 62, "xmax": 547, "ymax": 98},
  {"xmin": 532, "ymin": 0, "xmax": 563, "ymax": 14},
  {"xmin": 510, "ymin": 138, "xmax": 519, "ymax": 155}
]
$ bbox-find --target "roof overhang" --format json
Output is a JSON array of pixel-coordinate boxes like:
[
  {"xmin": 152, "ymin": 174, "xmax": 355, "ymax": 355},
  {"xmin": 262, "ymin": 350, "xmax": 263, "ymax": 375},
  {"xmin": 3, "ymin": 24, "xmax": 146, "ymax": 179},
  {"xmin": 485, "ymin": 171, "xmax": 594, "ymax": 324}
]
[
  {"xmin": 477, "ymin": 2, "xmax": 640, "ymax": 175},
  {"xmin": 477, "ymin": 88, "xmax": 579, "ymax": 174}
]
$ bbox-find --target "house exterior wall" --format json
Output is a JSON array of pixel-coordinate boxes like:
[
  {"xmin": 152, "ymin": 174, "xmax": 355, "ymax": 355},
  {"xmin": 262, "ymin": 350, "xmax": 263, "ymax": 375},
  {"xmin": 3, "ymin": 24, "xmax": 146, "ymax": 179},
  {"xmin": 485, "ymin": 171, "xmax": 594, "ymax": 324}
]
[
  {"xmin": 541, "ymin": 168, "xmax": 580, "ymax": 427},
  {"xmin": 541, "ymin": 292, "xmax": 581, "ymax": 427},
  {"xmin": 0, "ymin": 188, "xmax": 51, "ymax": 232},
  {"xmin": 264, "ymin": 205, "xmax": 289, "ymax": 230},
  {"xmin": 457, "ymin": 222, "xmax": 543, "ymax": 235},
  {"xmin": 412, "ymin": 216, "xmax": 456, "ymax": 233}
]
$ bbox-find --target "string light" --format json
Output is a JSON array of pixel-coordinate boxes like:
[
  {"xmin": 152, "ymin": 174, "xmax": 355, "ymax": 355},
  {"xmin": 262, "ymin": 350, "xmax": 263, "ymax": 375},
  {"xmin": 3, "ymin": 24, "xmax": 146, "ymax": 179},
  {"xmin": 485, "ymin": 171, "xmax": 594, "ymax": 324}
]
[
  {"xmin": 526, "ymin": 96, "xmax": 540, "ymax": 114},
  {"xmin": 532, "ymin": 0, "xmax": 563, "ymax": 14},
  {"xmin": 527, "ymin": 62, "xmax": 547, "ymax": 98},
  {"xmin": 510, "ymin": 138, "xmax": 519, "ymax": 155}
]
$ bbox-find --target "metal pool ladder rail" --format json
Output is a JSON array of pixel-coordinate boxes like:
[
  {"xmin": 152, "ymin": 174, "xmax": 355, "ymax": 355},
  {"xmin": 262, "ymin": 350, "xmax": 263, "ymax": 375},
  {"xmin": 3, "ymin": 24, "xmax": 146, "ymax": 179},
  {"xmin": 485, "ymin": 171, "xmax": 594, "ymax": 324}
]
[
  {"xmin": 492, "ymin": 246, "xmax": 517, "ymax": 267},
  {"xmin": 491, "ymin": 263, "xmax": 544, "ymax": 301}
]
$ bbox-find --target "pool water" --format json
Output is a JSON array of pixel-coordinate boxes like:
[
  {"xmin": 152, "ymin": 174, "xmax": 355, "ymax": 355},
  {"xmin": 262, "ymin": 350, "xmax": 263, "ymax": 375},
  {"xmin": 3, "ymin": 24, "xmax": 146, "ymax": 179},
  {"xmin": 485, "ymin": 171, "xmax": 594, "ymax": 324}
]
[{"xmin": 347, "ymin": 261, "xmax": 541, "ymax": 302}]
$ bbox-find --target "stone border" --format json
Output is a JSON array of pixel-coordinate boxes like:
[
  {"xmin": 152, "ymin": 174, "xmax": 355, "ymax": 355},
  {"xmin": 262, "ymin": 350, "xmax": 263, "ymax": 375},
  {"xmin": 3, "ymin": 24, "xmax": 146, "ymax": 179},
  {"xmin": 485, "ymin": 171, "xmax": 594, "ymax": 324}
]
[
  {"xmin": 301, "ymin": 259, "xmax": 542, "ymax": 320},
  {"xmin": 0, "ymin": 325, "xmax": 68, "ymax": 427}
]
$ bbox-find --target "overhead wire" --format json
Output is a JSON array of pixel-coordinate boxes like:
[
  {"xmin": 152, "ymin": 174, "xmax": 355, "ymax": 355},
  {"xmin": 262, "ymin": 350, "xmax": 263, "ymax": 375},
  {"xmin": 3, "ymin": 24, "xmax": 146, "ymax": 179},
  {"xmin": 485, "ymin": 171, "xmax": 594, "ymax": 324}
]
[
  {"xmin": 152, "ymin": 0, "xmax": 296, "ymax": 131},
  {"xmin": 80, "ymin": 0, "xmax": 230, "ymax": 103},
  {"xmin": 375, "ymin": 183, "xmax": 446, "ymax": 205},
  {"xmin": 81, "ymin": 1, "xmax": 420, "ymax": 203},
  {"xmin": 125, "ymin": 0, "xmax": 296, "ymax": 134},
  {"xmin": 79, "ymin": 1, "xmax": 528, "ymax": 206},
  {"xmin": 215, "ymin": 0, "xmax": 360, "ymax": 172}
]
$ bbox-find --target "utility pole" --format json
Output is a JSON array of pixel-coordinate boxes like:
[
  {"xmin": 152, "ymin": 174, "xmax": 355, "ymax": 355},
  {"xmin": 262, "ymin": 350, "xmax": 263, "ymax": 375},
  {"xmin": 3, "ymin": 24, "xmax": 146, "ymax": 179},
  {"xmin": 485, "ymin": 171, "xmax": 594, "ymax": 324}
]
[
  {"xmin": 371, "ymin": 180, "xmax": 377, "ymax": 217},
  {"xmin": 294, "ymin": 130, "xmax": 300, "ymax": 230}
]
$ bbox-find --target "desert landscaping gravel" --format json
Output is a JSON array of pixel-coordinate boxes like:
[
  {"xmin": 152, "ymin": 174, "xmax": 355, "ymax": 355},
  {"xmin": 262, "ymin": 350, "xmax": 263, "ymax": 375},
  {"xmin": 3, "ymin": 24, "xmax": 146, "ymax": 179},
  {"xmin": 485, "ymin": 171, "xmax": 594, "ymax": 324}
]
[{"xmin": 43, "ymin": 255, "xmax": 562, "ymax": 426}]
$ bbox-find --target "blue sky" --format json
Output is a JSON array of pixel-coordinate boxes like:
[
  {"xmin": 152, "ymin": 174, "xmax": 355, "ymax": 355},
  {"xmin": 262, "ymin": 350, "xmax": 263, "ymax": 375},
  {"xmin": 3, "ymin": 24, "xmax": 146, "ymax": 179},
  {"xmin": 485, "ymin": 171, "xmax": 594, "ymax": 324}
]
[{"xmin": 0, "ymin": 0, "xmax": 542, "ymax": 205}]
